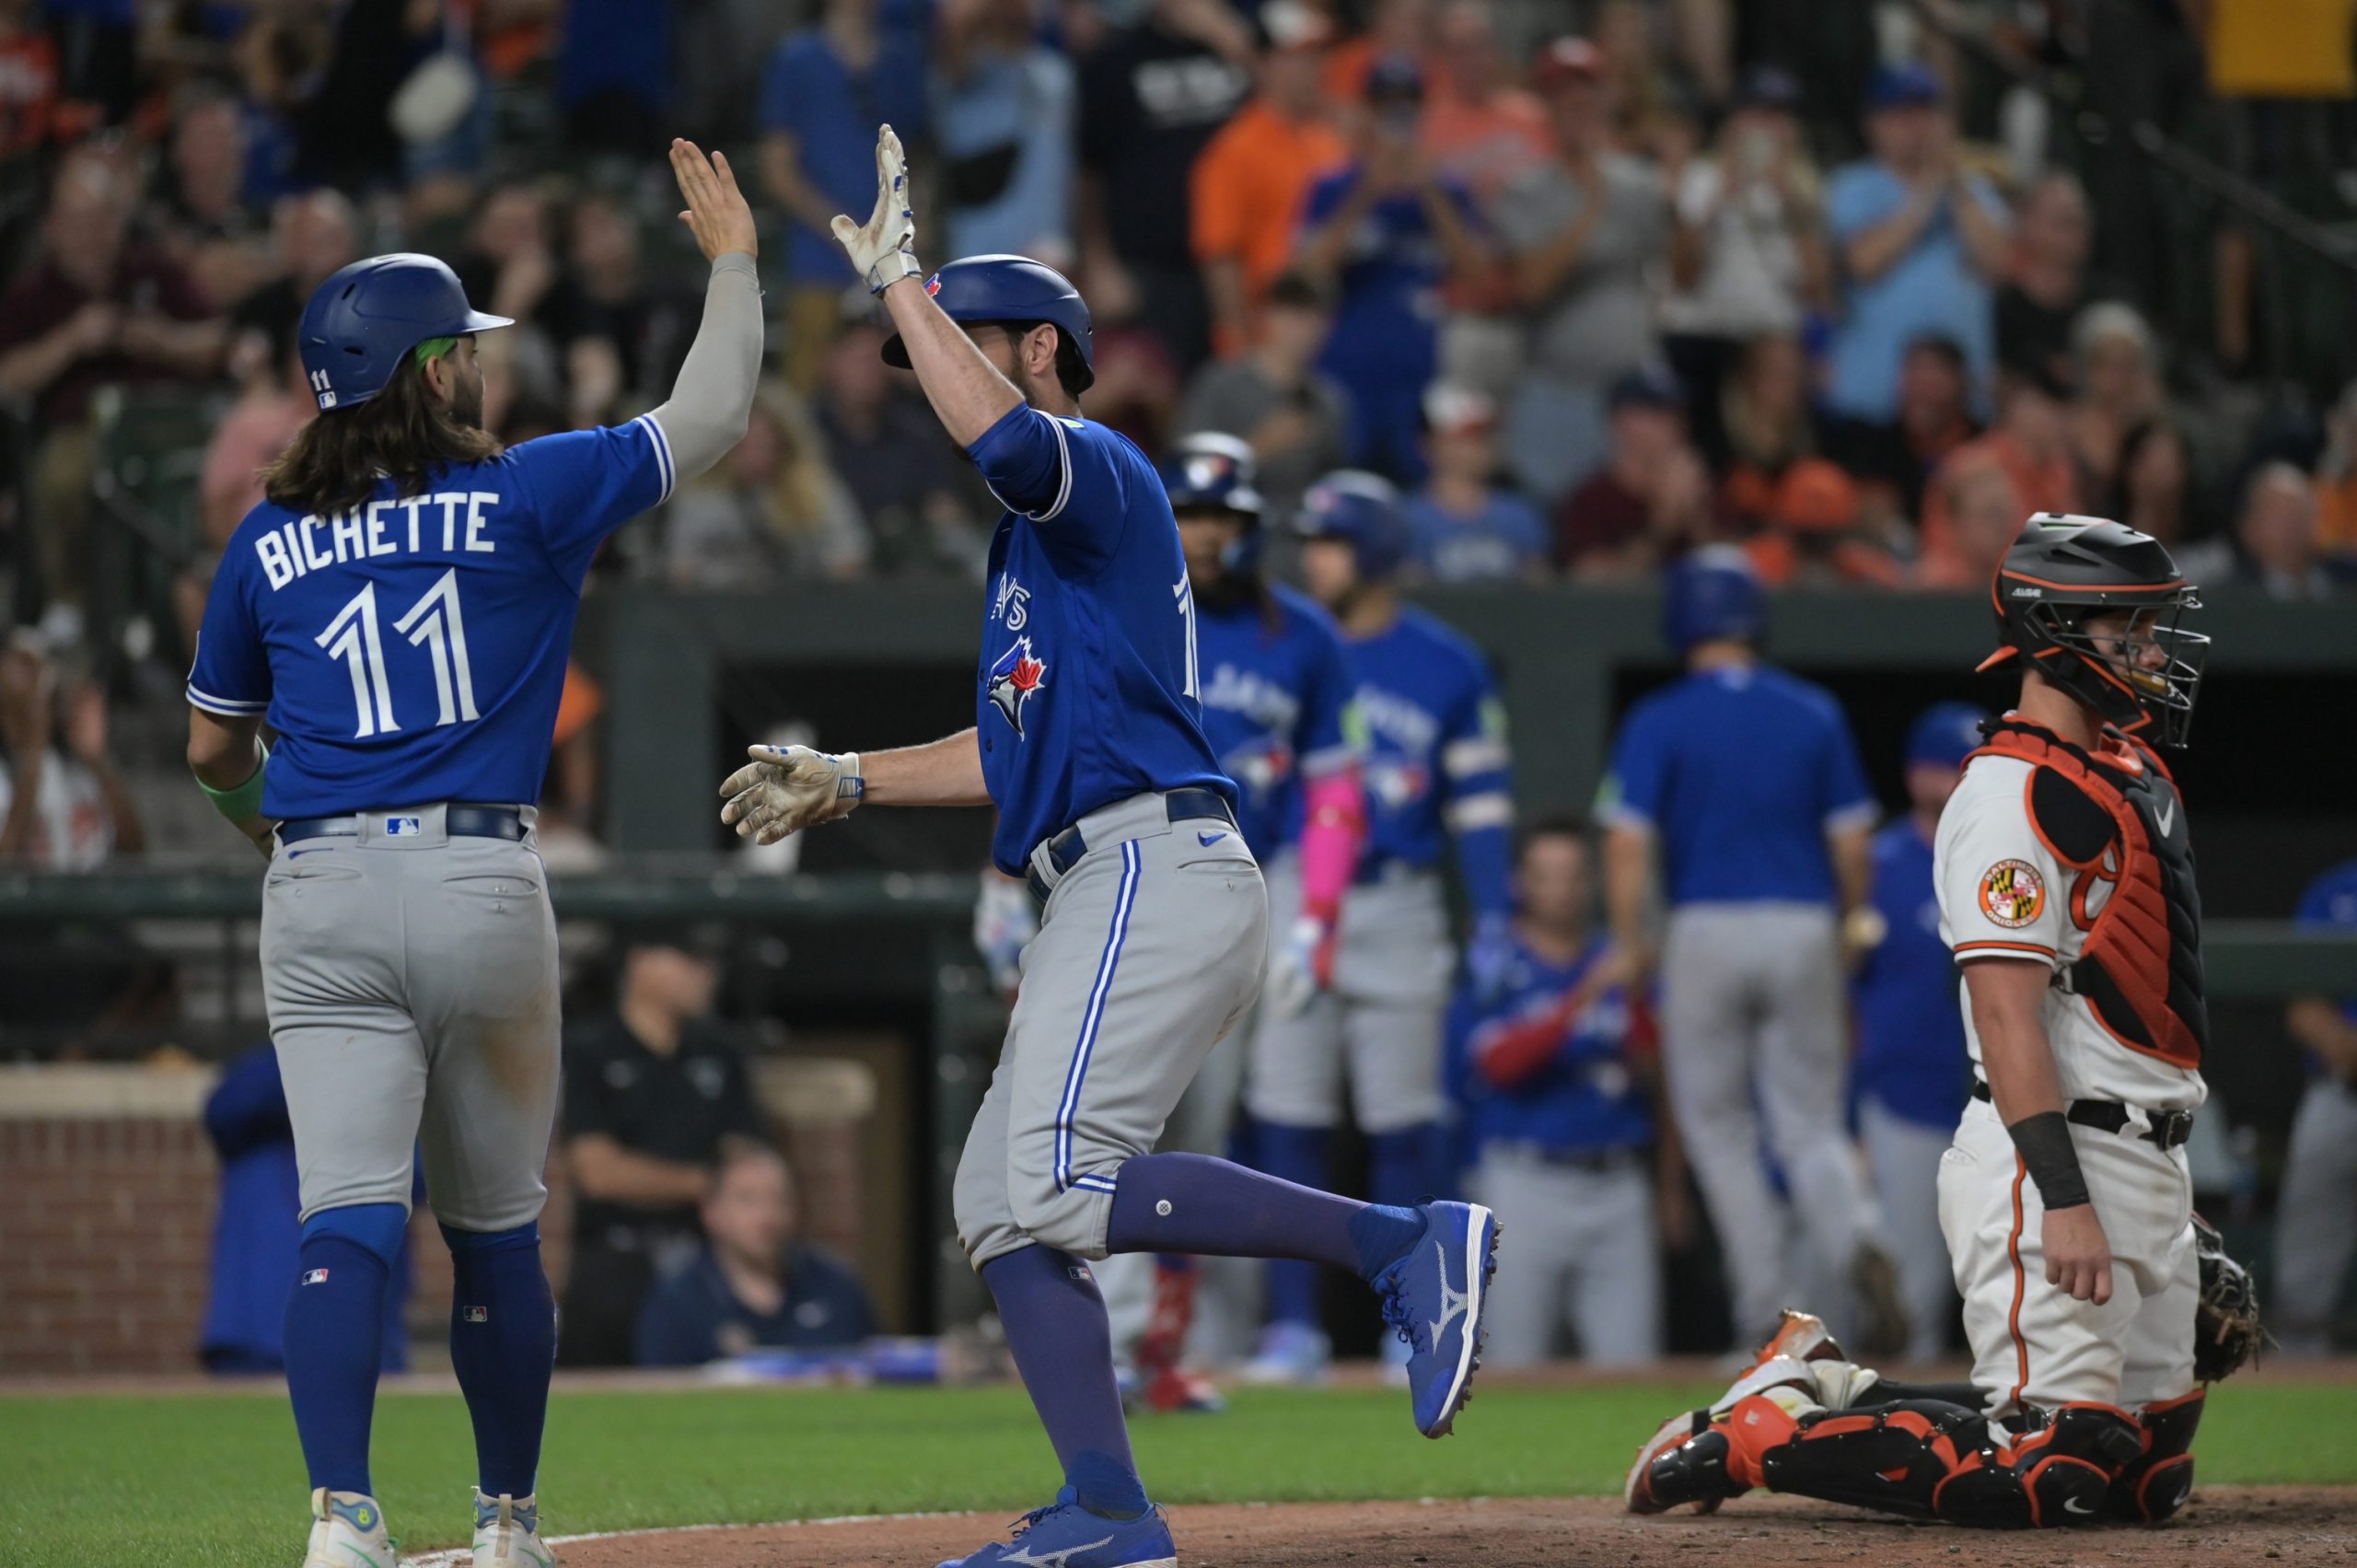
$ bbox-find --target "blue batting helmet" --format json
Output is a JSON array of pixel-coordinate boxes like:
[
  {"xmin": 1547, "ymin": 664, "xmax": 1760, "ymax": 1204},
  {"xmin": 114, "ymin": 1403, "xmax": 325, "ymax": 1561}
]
[
  {"xmin": 1294, "ymin": 470, "xmax": 1411, "ymax": 581},
  {"xmin": 296, "ymin": 253, "xmax": 511, "ymax": 412},
  {"xmin": 1906, "ymin": 702, "xmax": 1990, "ymax": 771},
  {"xmin": 1164, "ymin": 433, "xmax": 1265, "ymax": 572},
  {"xmin": 1663, "ymin": 544, "xmax": 1765, "ymax": 653},
  {"xmin": 882, "ymin": 254, "xmax": 1096, "ymax": 392}
]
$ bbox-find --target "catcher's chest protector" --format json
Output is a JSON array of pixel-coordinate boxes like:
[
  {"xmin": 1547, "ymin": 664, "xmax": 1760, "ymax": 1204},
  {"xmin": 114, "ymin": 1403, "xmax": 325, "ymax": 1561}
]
[{"xmin": 1970, "ymin": 719, "xmax": 2208, "ymax": 1071}]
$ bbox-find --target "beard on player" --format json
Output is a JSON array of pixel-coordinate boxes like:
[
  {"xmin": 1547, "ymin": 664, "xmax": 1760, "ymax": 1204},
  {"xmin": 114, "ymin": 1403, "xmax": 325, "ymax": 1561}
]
[{"xmin": 260, "ymin": 337, "xmax": 505, "ymax": 517}]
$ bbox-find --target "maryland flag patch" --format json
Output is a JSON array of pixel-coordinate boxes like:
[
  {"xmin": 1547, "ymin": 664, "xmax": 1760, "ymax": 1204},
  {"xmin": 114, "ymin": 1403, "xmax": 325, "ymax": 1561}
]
[{"xmin": 1978, "ymin": 859, "xmax": 2047, "ymax": 928}]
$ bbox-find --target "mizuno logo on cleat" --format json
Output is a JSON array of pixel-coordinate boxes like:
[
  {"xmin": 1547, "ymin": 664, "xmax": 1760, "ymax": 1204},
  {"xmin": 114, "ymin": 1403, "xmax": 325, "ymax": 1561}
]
[
  {"xmin": 1427, "ymin": 1239, "xmax": 1470, "ymax": 1348},
  {"xmin": 999, "ymin": 1537, "xmax": 1116, "ymax": 1567}
]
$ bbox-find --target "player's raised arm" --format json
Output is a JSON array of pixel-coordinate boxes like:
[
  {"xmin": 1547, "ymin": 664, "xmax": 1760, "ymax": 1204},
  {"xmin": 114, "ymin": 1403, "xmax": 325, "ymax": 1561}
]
[{"xmin": 640, "ymin": 139, "xmax": 765, "ymax": 483}]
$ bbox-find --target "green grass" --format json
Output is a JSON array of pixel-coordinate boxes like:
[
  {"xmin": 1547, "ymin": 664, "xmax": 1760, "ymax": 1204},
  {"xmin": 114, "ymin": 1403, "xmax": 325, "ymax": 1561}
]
[{"xmin": 2, "ymin": 1380, "xmax": 2351, "ymax": 1567}]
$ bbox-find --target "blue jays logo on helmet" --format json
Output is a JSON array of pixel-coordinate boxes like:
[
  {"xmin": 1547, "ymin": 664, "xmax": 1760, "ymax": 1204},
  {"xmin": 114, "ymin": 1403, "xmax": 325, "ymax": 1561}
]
[
  {"xmin": 1294, "ymin": 470, "xmax": 1410, "ymax": 580},
  {"xmin": 1164, "ymin": 432, "xmax": 1266, "ymax": 571},
  {"xmin": 297, "ymin": 253, "xmax": 511, "ymax": 412},
  {"xmin": 987, "ymin": 637, "xmax": 1049, "ymax": 736}
]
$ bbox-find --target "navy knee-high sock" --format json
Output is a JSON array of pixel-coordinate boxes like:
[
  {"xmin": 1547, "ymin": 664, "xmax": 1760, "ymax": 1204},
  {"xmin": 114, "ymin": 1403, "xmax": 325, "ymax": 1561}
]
[
  {"xmin": 284, "ymin": 1204, "xmax": 405, "ymax": 1496},
  {"xmin": 1104, "ymin": 1153, "xmax": 1421, "ymax": 1278},
  {"xmin": 1238, "ymin": 1121, "xmax": 1418, "ymax": 1329},
  {"xmin": 1367, "ymin": 1125, "xmax": 1438, "ymax": 1210},
  {"xmin": 981, "ymin": 1245, "xmax": 1148, "ymax": 1521},
  {"xmin": 443, "ymin": 1221, "xmax": 556, "ymax": 1499}
]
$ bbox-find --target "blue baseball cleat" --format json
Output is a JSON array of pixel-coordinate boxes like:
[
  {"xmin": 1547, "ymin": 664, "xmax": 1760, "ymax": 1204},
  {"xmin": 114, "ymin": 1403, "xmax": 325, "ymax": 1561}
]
[
  {"xmin": 1370, "ymin": 1201, "xmax": 1500, "ymax": 1438},
  {"xmin": 937, "ymin": 1488, "xmax": 1176, "ymax": 1568}
]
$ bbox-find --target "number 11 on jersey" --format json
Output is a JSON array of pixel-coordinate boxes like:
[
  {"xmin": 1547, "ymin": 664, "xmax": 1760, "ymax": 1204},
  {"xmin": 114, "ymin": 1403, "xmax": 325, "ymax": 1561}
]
[{"xmin": 316, "ymin": 570, "xmax": 482, "ymax": 738}]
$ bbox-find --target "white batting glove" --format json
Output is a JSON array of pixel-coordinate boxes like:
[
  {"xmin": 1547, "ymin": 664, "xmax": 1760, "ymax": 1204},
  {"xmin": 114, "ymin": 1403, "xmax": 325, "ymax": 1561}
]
[
  {"xmin": 972, "ymin": 874, "xmax": 1038, "ymax": 995},
  {"xmin": 1263, "ymin": 914, "xmax": 1337, "ymax": 1019},
  {"xmin": 718, "ymin": 744, "xmax": 863, "ymax": 844},
  {"xmin": 830, "ymin": 124, "xmax": 923, "ymax": 295}
]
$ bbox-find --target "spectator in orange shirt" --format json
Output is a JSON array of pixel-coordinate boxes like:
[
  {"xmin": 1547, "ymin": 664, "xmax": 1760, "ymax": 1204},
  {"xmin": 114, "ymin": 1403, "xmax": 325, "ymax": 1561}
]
[
  {"xmin": 2311, "ymin": 378, "xmax": 2357, "ymax": 567},
  {"xmin": 1193, "ymin": 0, "xmax": 1348, "ymax": 356},
  {"xmin": 1918, "ymin": 366, "xmax": 2077, "ymax": 563},
  {"xmin": 1743, "ymin": 459, "xmax": 1898, "ymax": 588},
  {"xmin": 1914, "ymin": 455, "xmax": 2023, "ymax": 590},
  {"xmin": 1321, "ymin": 0, "xmax": 1431, "ymax": 103},
  {"xmin": 1421, "ymin": 0, "xmax": 1547, "ymax": 202}
]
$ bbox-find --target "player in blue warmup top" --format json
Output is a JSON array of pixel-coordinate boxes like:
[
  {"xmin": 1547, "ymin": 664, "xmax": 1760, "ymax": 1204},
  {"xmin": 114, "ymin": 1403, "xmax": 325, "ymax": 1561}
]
[
  {"xmin": 717, "ymin": 126, "xmax": 1498, "ymax": 1568},
  {"xmin": 1596, "ymin": 546, "xmax": 1907, "ymax": 1356},
  {"xmin": 1244, "ymin": 469, "xmax": 1515, "ymax": 1383},
  {"xmin": 183, "ymin": 144, "xmax": 765, "ymax": 1568},
  {"xmin": 1090, "ymin": 431, "xmax": 1370, "ymax": 1412},
  {"xmin": 1445, "ymin": 816, "xmax": 1685, "ymax": 1367},
  {"xmin": 2276, "ymin": 857, "xmax": 2357, "ymax": 1355},
  {"xmin": 1851, "ymin": 702, "xmax": 1988, "ymax": 1362}
]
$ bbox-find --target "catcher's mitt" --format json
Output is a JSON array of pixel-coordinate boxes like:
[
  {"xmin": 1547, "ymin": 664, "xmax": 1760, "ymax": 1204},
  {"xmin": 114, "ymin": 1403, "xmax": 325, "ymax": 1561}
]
[{"xmin": 2191, "ymin": 1213, "xmax": 2265, "ymax": 1382}]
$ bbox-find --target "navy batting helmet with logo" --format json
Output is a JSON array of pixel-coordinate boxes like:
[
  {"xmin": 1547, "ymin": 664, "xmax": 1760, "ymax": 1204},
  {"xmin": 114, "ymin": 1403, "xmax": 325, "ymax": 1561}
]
[
  {"xmin": 1982, "ymin": 512, "xmax": 2206, "ymax": 745},
  {"xmin": 1293, "ymin": 470, "xmax": 1410, "ymax": 581},
  {"xmin": 1163, "ymin": 433, "xmax": 1265, "ymax": 572},
  {"xmin": 296, "ymin": 253, "xmax": 512, "ymax": 412},
  {"xmin": 881, "ymin": 254, "xmax": 1096, "ymax": 392},
  {"xmin": 1663, "ymin": 544, "xmax": 1765, "ymax": 653}
]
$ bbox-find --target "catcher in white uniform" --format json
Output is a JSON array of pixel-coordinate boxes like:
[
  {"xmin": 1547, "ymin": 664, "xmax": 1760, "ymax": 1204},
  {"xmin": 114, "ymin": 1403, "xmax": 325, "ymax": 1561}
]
[{"xmin": 1623, "ymin": 516, "xmax": 2261, "ymax": 1529}]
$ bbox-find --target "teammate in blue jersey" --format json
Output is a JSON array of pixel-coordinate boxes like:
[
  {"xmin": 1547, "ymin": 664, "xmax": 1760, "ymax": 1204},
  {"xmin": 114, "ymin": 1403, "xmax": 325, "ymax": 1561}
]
[
  {"xmin": 1852, "ymin": 703, "xmax": 1986, "ymax": 1362},
  {"xmin": 1596, "ymin": 546, "xmax": 1907, "ymax": 1356},
  {"xmin": 2277, "ymin": 857, "xmax": 2357, "ymax": 1355},
  {"xmin": 1445, "ymin": 817, "xmax": 1686, "ymax": 1367},
  {"xmin": 1242, "ymin": 469, "xmax": 1515, "ymax": 1383},
  {"xmin": 182, "ymin": 143, "xmax": 765, "ymax": 1568},
  {"xmin": 1091, "ymin": 432, "xmax": 1370, "ymax": 1414},
  {"xmin": 717, "ymin": 126, "xmax": 1497, "ymax": 1568}
]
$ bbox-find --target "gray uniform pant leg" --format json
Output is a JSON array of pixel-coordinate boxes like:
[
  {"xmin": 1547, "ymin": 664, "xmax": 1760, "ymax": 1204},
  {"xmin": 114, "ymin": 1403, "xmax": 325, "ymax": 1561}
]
[
  {"xmin": 1862, "ymin": 1096, "xmax": 1961, "ymax": 1362},
  {"xmin": 955, "ymin": 812, "xmax": 1267, "ymax": 1270},
  {"xmin": 262, "ymin": 826, "xmax": 560, "ymax": 1233},
  {"xmin": 1475, "ymin": 1146, "xmax": 1661, "ymax": 1367},
  {"xmin": 2273, "ymin": 1077, "xmax": 2357, "ymax": 1355}
]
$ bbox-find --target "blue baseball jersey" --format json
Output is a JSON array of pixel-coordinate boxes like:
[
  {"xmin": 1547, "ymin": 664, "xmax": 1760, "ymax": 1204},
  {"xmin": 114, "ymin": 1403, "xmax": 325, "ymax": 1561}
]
[
  {"xmin": 1193, "ymin": 584, "xmax": 1359, "ymax": 861},
  {"xmin": 1445, "ymin": 932, "xmax": 1656, "ymax": 1156},
  {"xmin": 1597, "ymin": 663, "xmax": 1877, "ymax": 908},
  {"xmin": 1852, "ymin": 818, "xmax": 1972, "ymax": 1128},
  {"xmin": 2295, "ymin": 857, "xmax": 2357, "ymax": 1028},
  {"xmin": 968, "ymin": 403, "xmax": 1231, "ymax": 874},
  {"xmin": 188, "ymin": 417, "xmax": 677, "ymax": 818},
  {"xmin": 1343, "ymin": 606, "xmax": 1513, "ymax": 920}
]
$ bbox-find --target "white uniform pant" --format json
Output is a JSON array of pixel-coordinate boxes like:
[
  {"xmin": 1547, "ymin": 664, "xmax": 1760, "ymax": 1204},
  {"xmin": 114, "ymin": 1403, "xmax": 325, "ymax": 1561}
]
[
  {"xmin": 2272, "ymin": 1076, "xmax": 2357, "ymax": 1356},
  {"xmin": 1861, "ymin": 1096, "xmax": 1962, "ymax": 1363},
  {"xmin": 1473, "ymin": 1144, "xmax": 1661, "ymax": 1366},
  {"xmin": 1939, "ymin": 1097, "xmax": 2196, "ymax": 1418},
  {"xmin": 1661, "ymin": 902, "xmax": 1879, "ymax": 1342}
]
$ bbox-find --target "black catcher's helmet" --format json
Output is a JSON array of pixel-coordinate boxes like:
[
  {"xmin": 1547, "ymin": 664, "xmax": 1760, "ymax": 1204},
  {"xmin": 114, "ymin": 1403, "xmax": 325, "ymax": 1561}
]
[{"xmin": 1981, "ymin": 513, "xmax": 2208, "ymax": 746}]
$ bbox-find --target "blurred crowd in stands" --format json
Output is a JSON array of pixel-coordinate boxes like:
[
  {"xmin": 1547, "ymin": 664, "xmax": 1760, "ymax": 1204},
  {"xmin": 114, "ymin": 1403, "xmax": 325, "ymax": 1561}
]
[{"xmin": 2, "ymin": 0, "xmax": 2356, "ymax": 665}]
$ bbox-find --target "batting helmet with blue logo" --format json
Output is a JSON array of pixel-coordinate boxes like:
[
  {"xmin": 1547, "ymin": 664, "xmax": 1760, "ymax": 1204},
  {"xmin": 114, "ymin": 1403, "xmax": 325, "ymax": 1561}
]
[
  {"xmin": 1164, "ymin": 433, "xmax": 1266, "ymax": 572},
  {"xmin": 1293, "ymin": 470, "xmax": 1411, "ymax": 581},
  {"xmin": 882, "ymin": 254, "xmax": 1095, "ymax": 392},
  {"xmin": 1663, "ymin": 544, "xmax": 1766, "ymax": 653},
  {"xmin": 296, "ymin": 253, "xmax": 512, "ymax": 412}
]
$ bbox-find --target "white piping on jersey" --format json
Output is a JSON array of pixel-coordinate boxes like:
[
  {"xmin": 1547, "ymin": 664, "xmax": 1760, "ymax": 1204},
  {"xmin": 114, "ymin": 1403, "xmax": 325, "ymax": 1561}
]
[
  {"xmin": 1445, "ymin": 792, "xmax": 1515, "ymax": 831},
  {"xmin": 1824, "ymin": 798, "xmax": 1881, "ymax": 833},
  {"xmin": 633, "ymin": 413, "xmax": 678, "ymax": 504},
  {"xmin": 1442, "ymin": 737, "xmax": 1508, "ymax": 778},
  {"xmin": 186, "ymin": 683, "xmax": 269, "ymax": 716},
  {"xmin": 1026, "ymin": 415, "xmax": 1075, "ymax": 523}
]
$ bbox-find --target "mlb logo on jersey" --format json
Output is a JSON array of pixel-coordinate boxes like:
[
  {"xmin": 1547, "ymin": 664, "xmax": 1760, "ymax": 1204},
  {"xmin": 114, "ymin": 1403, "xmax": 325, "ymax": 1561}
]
[
  {"xmin": 385, "ymin": 817, "xmax": 424, "ymax": 836},
  {"xmin": 987, "ymin": 637, "xmax": 1049, "ymax": 737},
  {"xmin": 303, "ymin": 1268, "xmax": 331, "ymax": 1285}
]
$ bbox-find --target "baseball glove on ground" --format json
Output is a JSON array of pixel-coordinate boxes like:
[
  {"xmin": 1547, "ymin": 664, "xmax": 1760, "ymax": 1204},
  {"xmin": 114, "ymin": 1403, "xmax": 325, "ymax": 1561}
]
[{"xmin": 2191, "ymin": 1212, "xmax": 2265, "ymax": 1382}]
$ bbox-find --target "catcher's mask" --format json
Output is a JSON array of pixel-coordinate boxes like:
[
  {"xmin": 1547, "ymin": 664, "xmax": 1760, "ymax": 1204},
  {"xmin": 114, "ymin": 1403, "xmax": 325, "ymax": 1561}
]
[{"xmin": 1981, "ymin": 513, "xmax": 2208, "ymax": 748}]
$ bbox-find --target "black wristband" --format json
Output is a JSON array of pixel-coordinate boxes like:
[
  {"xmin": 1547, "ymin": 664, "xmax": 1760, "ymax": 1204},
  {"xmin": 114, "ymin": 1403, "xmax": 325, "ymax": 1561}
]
[{"xmin": 2007, "ymin": 1110, "xmax": 2092, "ymax": 1210}]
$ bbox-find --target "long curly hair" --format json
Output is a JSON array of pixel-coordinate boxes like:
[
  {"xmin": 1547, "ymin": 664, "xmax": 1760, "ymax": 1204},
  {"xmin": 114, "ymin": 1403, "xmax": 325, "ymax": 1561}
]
[{"xmin": 260, "ymin": 354, "xmax": 502, "ymax": 516}]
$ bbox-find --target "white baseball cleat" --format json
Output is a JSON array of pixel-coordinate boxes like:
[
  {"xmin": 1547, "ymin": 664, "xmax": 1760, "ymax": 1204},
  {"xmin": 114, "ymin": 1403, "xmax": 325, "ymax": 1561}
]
[
  {"xmin": 303, "ymin": 1488, "xmax": 396, "ymax": 1568},
  {"xmin": 472, "ymin": 1490, "xmax": 559, "ymax": 1566}
]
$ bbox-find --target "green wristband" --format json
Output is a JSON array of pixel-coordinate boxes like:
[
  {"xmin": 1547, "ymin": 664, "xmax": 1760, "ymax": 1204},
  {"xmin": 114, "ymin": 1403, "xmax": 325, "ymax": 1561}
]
[{"xmin": 197, "ymin": 742, "xmax": 269, "ymax": 820}]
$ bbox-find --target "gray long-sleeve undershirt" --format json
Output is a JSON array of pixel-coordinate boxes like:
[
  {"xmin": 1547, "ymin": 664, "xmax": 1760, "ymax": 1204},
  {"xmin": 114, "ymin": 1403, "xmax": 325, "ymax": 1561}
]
[{"xmin": 644, "ymin": 251, "xmax": 764, "ymax": 484}]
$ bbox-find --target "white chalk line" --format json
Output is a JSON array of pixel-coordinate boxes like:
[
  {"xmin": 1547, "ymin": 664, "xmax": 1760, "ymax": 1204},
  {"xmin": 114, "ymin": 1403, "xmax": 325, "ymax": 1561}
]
[{"xmin": 401, "ymin": 1507, "xmax": 979, "ymax": 1566}]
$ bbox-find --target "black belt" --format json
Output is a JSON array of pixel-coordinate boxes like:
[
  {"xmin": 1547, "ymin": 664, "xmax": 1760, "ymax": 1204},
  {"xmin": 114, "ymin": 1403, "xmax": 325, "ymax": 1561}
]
[
  {"xmin": 279, "ymin": 805, "xmax": 527, "ymax": 845},
  {"xmin": 1026, "ymin": 789, "xmax": 1237, "ymax": 904},
  {"xmin": 1971, "ymin": 1079, "xmax": 2194, "ymax": 1149},
  {"xmin": 1499, "ymin": 1143, "xmax": 1643, "ymax": 1175}
]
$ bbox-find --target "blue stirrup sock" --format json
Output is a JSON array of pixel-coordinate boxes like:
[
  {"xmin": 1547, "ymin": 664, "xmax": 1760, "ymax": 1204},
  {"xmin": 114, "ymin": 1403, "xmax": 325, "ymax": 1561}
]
[
  {"xmin": 284, "ymin": 1203, "xmax": 407, "ymax": 1495},
  {"xmin": 980, "ymin": 1246, "xmax": 1149, "ymax": 1521},
  {"xmin": 441, "ymin": 1221, "xmax": 556, "ymax": 1500}
]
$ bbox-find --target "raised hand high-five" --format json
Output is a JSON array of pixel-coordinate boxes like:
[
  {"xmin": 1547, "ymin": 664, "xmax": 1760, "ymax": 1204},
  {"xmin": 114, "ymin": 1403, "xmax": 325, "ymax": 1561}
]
[
  {"xmin": 830, "ymin": 124, "xmax": 923, "ymax": 295},
  {"xmin": 669, "ymin": 138, "xmax": 759, "ymax": 263}
]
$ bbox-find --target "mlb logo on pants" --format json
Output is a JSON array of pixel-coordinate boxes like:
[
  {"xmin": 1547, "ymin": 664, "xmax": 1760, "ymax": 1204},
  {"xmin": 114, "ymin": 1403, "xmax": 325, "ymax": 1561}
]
[
  {"xmin": 386, "ymin": 817, "xmax": 423, "ymax": 836},
  {"xmin": 303, "ymin": 1269, "xmax": 330, "ymax": 1285},
  {"xmin": 463, "ymin": 1306, "xmax": 489, "ymax": 1322}
]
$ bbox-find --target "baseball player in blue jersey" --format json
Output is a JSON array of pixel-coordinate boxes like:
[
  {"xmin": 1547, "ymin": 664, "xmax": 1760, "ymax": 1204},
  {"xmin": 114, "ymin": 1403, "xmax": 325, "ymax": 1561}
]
[
  {"xmin": 2276, "ymin": 857, "xmax": 2357, "ymax": 1355},
  {"xmin": 1851, "ymin": 703, "xmax": 1987, "ymax": 1361},
  {"xmin": 1092, "ymin": 432, "xmax": 1369, "ymax": 1412},
  {"xmin": 717, "ymin": 126, "xmax": 1497, "ymax": 1568},
  {"xmin": 1244, "ymin": 470, "xmax": 1515, "ymax": 1382},
  {"xmin": 1445, "ymin": 817, "xmax": 1685, "ymax": 1366},
  {"xmin": 183, "ymin": 142, "xmax": 764, "ymax": 1568},
  {"xmin": 1596, "ymin": 546, "xmax": 1906, "ymax": 1356}
]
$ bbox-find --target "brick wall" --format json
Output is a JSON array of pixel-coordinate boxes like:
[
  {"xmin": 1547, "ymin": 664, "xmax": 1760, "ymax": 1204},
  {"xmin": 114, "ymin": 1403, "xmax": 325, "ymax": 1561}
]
[{"xmin": 1, "ymin": 1058, "xmax": 883, "ymax": 1376}]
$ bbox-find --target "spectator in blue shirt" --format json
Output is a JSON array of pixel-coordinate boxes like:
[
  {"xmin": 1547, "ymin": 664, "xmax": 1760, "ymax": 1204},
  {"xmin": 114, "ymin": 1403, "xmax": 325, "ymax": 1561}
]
[
  {"xmin": 1295, "ymin": 57, "xmax": 1487, "ymax": 484},
  {"xmin": 1852, "ymin": 702, "xmax": 1986, "ymax": 1362},
  {"xmin": 932, "ymin": 0, "xmax": 1074, "ymax": 266},
  {"xmin": 2275, "ymin": 858, "xmax": 2357, "ymax": 1356},
  {"xmin": 1822, "ymin": 64, "xmax": 2009, "ymax": 424},
  {"xmin": 1403, "ymin": 383, "xmax": 1550, "ymax": 583},
  {"xmin": 634, "ymin": 1144, "xmax": 877, "ymax": 1365},
  {"xmin": 761, "ymin": 0, "xmax": 930, "ymax": 388}
]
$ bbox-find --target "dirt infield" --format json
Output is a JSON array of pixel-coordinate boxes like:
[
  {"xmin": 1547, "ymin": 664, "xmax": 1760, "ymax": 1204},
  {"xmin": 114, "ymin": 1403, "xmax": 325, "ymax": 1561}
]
[{"xmin": 521, "ymin": 1488, "xmax": 2357, "ymax": 1568}]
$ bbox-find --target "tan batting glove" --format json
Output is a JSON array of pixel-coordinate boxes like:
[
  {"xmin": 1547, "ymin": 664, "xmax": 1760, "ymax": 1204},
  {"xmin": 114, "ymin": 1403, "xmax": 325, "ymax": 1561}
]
[
  {"xmin": 718, "ymin": 744, "xmax": 864, "ymax": 844},
  {"xmin": 830, "ymin": 124, "xmax": 923, "ymax": 295}
]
